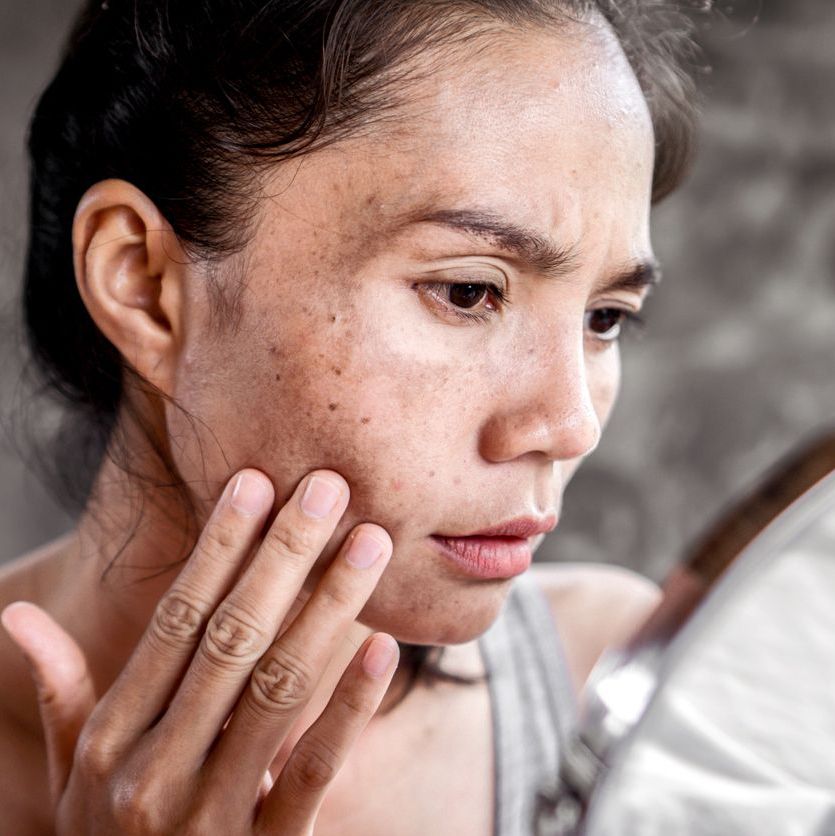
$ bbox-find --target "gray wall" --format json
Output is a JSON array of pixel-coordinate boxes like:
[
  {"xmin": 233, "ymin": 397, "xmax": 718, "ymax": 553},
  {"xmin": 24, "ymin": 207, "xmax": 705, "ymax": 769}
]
[{"xmin": 2, "ymin": 1, "xmax": 834, "ymax": 580}]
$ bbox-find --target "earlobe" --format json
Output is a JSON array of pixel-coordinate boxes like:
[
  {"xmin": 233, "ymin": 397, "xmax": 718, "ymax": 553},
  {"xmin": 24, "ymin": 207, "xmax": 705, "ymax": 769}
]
[{"xmin": 72, "ymin": 179, "xmax": 188, "ymax": 393}]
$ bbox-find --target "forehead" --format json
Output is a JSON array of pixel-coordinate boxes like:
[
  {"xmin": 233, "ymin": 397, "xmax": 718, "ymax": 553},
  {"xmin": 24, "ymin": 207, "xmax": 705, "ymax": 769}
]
[{"xmin": 261, "ymin": 18, "xmax": 654, "ymax": 264}]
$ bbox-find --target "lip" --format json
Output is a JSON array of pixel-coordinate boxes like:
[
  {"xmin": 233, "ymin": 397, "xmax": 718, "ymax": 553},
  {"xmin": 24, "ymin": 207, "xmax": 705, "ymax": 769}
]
[
  {"xmin": 429, "ymin": 514, "xmax": 558, "ymax": 580},
  {"xmin": 435, "ymin": 514, "xmax": 558, "ymax": 539},
  {"xmin": 429, "ymin": 535, "xmax": 533, "ymax": 579}
]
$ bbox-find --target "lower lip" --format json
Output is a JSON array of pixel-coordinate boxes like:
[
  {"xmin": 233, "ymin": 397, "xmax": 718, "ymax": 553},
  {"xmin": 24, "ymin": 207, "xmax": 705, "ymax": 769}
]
[{"xmin": 429, "ymin": 534, "xmax": 532, "ymax": 579}]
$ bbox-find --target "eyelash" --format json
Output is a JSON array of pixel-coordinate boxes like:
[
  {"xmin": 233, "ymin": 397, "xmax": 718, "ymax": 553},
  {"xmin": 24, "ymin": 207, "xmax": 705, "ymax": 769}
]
[
  {"xmin": 418, "ymin": 281, "xmax": 646, "ymax": 342},
  {"xmin": 585, "ymin": 308, "xmax": 646, "ymax": 343},
  {"xmin": 420, "ymin": 281, "xmax": 510, "ymax": 324}
]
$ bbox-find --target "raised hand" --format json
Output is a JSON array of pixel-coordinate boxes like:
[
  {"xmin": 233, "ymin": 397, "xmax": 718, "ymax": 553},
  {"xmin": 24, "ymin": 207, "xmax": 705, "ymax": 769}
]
[{"xmin": 1, "ymin": 468, "xmax": 398, "ymax": 835}]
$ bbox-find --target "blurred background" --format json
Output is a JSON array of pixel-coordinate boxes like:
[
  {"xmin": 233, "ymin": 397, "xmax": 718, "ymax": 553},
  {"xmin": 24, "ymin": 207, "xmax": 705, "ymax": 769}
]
[{"xmin": 1, "ymin": 0, "xmax": 833, "ymax": 580}]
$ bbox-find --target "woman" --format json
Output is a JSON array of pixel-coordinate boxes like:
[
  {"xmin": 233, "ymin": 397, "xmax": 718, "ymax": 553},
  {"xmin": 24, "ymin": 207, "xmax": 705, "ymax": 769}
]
[{"xmin": 0, "ymin": 0, "xmax": 700, "ymax": 833}]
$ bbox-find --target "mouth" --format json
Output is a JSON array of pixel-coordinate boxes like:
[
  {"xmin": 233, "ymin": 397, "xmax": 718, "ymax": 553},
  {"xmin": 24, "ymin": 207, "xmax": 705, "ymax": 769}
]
[
  {"xmin": 429, "ymin": 514, "xmax": 558, "ymax": 579},
  {"xmin": 434, "ymin": 514, "xmax": 558, "ymax": 540}
]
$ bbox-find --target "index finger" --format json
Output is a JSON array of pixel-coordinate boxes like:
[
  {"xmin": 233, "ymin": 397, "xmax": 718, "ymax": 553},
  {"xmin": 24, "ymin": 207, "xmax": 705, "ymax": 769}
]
[{"xmin": 85, "ymin": 468, "xmax": 281, "ymax": 746}]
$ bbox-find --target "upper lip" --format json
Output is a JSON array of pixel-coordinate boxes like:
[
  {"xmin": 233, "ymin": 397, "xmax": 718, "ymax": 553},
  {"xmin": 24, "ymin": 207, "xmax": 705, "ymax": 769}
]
[{"xmin": 434, "ymin": 514, "xmax": 558, "ymax": 540}]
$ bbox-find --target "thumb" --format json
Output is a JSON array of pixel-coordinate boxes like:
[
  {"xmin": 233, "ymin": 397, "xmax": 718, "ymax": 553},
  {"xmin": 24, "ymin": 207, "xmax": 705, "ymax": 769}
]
[{"xmin": 1, "ymin": 601, "xmax": 96, "ymax": 804}]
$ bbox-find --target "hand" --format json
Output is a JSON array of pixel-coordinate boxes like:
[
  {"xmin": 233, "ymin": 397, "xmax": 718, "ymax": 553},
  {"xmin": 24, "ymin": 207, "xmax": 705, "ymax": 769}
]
[{"xmin": 1, "ymin": 468, "xmax": 398, "ymax": 835}]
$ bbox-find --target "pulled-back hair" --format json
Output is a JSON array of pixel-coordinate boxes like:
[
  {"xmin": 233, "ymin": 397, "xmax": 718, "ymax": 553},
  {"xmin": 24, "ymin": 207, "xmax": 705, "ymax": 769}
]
[{"xmin": 20, "ymin": 0, "xmax": 707, "ymax": 700}]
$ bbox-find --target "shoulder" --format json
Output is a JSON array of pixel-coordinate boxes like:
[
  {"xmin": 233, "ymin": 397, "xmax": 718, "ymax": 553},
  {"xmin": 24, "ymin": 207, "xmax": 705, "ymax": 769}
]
[{"xmin": 527, "ymin": 562, "xmax": 662, "ymax": 698}]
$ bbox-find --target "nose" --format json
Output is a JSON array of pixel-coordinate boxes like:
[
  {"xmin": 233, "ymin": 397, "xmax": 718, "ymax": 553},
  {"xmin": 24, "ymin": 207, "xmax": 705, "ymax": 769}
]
[{"xmin": 477, "ymin": 336, "xmax": 602, "ymax": 464}]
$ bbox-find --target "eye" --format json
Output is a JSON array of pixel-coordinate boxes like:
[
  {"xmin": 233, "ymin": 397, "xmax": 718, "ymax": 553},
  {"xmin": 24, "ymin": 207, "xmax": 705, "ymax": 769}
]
[
  {"xmin": 417, "ymin": 281, "xmax": 509, "ymax": 324},
  {"xmin": 585, "ymin": 308, "xmax": 644, "ymax": 343},
  {"xmin": 448, "ymin": 284, "xmax": 491, "ymax": 309}
]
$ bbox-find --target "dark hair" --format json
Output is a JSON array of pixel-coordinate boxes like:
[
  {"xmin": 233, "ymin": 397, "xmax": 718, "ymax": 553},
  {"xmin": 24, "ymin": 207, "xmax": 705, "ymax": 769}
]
[{"xmin": 21, "ymin": 0, "xmax": 706, "ymax": 704}]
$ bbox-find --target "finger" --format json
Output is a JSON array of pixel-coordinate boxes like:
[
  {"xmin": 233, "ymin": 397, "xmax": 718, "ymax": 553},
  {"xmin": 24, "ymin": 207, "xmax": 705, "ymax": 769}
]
[
  {"xmin": 256, "ymin": 633, "xmax": 399, "ymax": 834},
  {"xmin": 0, "ymin": 602, "xmax": 96, "ymax": 803},
  {"xmin": 89, "ymin": 468, "xmax": 275, "ymax": 745},
  {"xmin": 151, "ymin": 469, "xmax": 350, "ymax": 762},
  {"xmin": 204, "ymin": 522, "xmax": 393, "ymax": 790}
]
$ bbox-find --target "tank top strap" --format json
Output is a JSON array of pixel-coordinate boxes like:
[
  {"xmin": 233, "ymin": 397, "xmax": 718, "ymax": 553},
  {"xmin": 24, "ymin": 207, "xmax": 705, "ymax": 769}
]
[{"xmin": 477, "ymin": 569, "xmax": 578, "ymax": 836}]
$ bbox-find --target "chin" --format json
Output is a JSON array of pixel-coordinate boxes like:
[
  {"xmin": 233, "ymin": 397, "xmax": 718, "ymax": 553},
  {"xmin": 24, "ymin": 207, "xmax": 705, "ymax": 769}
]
[{"xmin": 357, "ymin": 571, "xmax": 514, "ymax": 646}]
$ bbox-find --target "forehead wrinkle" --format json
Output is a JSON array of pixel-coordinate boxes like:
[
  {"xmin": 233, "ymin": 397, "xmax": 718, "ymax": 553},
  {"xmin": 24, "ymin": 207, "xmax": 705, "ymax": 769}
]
[
  {"xmin": 390, "ymin": 205, "xmax": 580, "ymax": 279},
  {"xmin": 381, "ymin": 203, "xmax": 658, "ymax": 296}
]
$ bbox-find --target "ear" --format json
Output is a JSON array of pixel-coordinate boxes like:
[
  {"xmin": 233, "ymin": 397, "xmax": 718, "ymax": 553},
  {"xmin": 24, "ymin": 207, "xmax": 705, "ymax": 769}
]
[{"xmin": 72, "ymin": 179, "xmax": 189, "ymax": 394}]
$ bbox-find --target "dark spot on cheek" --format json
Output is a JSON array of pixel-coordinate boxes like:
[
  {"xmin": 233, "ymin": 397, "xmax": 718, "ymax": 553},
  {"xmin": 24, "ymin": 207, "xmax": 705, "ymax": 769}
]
[
  {"xmin": 332, "ymin": 367, "xmax": 342, "ymax": 376},
  {"xmin": 360, "ymin": 417, "xmax": 371, "ymax": 424},
  {"xmin": 328, "ymin": 402, "xmax": 339, "ymax": 411},
  {"xmin": 329, "ymin": 314, "xmax": 337, "ymax": 323},
  {"xmin": 275, "ymin": 374, "xmax": 281, "ymax": 382},
  {"xmin": 428, "ymin": 470, "xmax": 435, "ymax": 478}
]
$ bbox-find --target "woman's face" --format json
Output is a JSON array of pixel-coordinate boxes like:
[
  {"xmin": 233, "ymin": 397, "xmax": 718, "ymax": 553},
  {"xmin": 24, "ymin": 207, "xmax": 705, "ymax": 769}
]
[{"xmin": 169, "ymin": 21, "xmax": 656, "ymax": 644}]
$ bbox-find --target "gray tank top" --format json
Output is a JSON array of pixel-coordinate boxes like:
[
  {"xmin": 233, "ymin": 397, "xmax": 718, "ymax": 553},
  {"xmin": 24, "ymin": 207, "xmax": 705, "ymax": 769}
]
[{"xmin": 477, "ymin": 570, "xmax": 577, "ymax": 836}]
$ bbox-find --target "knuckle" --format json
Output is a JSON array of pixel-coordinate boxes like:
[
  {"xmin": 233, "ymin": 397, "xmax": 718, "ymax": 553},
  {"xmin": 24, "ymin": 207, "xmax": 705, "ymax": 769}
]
[
  {"xmin": 150, "ymin": 592, "xmax": 205, "ymax": 648},
  {"xmin": 111, "ymin": 774, "xmax": 167, "ymax": 834},
  {"xmin": 338, "ymin": 684, "xmax": 375, "ymax": 720},
  {"xmin": 249, "ymin": 650, "xmax": 313, "ymax": 714},
  {"xmin": 204, "ymin": 605, "xmax": 265, "ymax": 667},
  {"xmin": 269, "ymin": 521, "xmax": 318, "ymax": 562},
  {"xmin": 34, "ymin": 679, "xmax": 62, "ymax": 710},
  {"xmin": 288, "ymin": 738, "xmax": 340, "ymax": 793},
  {"xmin": 75, "ymin": 728, "xmax": 116, "ymax": 779},
  {"xmin": 315, "ymin": 580, "xmax": 357, "ymax": 613},
  {"xmin": 203, "ymin": 518, "xmax": 240, "ymax": 554}
]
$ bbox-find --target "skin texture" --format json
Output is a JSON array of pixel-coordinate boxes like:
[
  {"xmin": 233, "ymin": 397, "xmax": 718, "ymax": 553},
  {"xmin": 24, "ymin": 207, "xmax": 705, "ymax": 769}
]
[
  {"xmin": 178, "ymin": 23, "xmax": 652, "ymax": 643},
  {"xmin": 0, "ymin": 15, "xmax": 660, "ymax": 834}
]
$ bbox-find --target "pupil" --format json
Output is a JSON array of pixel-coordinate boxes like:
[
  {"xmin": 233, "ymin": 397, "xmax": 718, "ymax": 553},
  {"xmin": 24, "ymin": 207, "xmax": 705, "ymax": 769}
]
[
  {"xmin": 594, "ymin": 310, "xmax": 620, "ymax": 333},
  {"xmin": 449, "ymin": 284, "xmax": 486, "ymax": 309}
]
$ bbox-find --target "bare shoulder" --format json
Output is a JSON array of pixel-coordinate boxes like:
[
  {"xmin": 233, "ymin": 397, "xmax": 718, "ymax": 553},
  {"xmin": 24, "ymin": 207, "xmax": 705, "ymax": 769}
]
[
  {"xmin": 527, "ymin": 562, "xmax": 662, "ymax": 697},
  {"xmin": 0, "ymin": 531, "xmax": 75, "ymax": 591}
]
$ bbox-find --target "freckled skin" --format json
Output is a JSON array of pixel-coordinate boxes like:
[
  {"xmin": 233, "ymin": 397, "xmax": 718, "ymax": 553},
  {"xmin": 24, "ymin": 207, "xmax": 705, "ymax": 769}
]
[{"xmin": 166, "ymin": 21, "xmax": 655, "ymax": 645}]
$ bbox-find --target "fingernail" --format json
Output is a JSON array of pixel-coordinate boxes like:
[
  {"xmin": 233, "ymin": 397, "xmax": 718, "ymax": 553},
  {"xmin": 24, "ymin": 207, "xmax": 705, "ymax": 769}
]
[
  {"xmin": 231, "ymin": 473, "xmax": 272, "ymax": 516},
  {"xmin": 362, "ymin": 636, "xmax": 398, "ymax": 679},
  {"xmin": 300, "ymin": 476, "xmax": 342, "ymax": 519},
  {"xmin": 345, "ymin": 530, "xmax": 387, "ymax": 569}
]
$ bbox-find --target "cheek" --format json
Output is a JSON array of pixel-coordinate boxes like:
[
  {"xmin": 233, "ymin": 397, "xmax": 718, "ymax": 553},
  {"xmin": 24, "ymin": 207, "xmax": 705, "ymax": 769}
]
[
  {"xmin": 588, "ymin": 345, "xmax": 622, "ymax": 429},
  {"xmin": 178, "ymin": 287, "xmax": 477, "ymax": 543}
]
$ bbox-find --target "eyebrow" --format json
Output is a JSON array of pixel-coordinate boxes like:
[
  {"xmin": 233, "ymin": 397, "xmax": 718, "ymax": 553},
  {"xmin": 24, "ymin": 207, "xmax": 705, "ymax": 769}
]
[{"xmin": 400, "ymin": 207, "xmax": 662, "ymax": 293}]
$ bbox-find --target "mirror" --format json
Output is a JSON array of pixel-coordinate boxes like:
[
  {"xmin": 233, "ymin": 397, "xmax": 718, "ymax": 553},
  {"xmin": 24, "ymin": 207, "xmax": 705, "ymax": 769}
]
[{"xmin": 539, "ymin": 431, "xmax": 835, "ymax": 835}]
